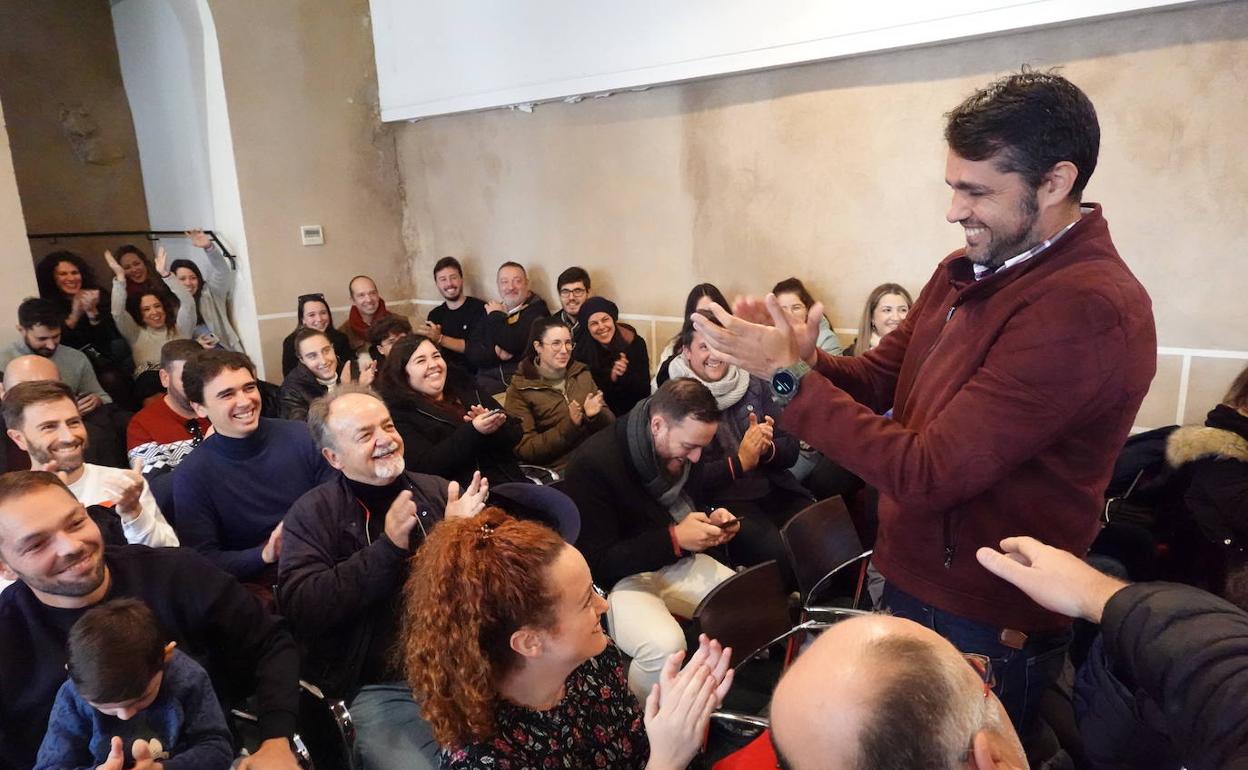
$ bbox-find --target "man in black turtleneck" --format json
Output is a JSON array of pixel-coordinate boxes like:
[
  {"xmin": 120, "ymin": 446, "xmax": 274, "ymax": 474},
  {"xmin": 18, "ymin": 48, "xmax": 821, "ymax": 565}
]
[{"xmin": 277, "ymin": 387, "xmax": 488, "ymax": 770}]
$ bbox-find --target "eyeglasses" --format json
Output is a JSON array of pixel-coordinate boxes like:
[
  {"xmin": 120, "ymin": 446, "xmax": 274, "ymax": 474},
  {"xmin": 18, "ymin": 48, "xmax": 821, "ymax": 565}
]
[
  {"xmin": 559, "ymin": 288, "xmax": 588, "ymax": 298},
  {"xmin": 185, "ymin": 418, "xmax": 205, "ymax": 447},
  {"xmin": 963, "ymin": 653, "xmax": 995, "ymax": 698},
  {"xmin": 542, "ymin": 340, "xmax": 575, "ymax": 350}
]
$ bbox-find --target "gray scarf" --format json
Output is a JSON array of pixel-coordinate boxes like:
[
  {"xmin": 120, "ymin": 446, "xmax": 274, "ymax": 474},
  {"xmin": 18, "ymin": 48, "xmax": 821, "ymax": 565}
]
[
  {"xmin": 625, "ymin": 396, "xmax": 695, "ymax": 521},
  {"xmin": 667, "ymin": 356, "xmax": 751, "ymax": 411}
]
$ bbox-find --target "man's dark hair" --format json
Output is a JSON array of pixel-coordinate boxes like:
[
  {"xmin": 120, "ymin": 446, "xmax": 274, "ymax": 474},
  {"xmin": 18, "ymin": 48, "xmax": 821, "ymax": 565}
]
[
  {"xmin": 556, "ymin": 266, "xmax": 590, "ymax": 291},
  {"xmin": 945, "ymin": 68, "xmax": 1100, "ymax": 200},
  {"xmin": 772, "ymin": 277, "xmax": 815, "ymax": 309},
  {"xmin": 67, "ymin": 598, "xmax": 166, "ymax": 704},
  {"xmin": 160, "ymin": 339, "xmax": 203, "ymax": 371},
  {"xmin": 368, "ymin": 314, "xmax": 413, "ymax": 346},
  {"xmin": 182, "ymin": 349, "xmax": 256, "ymax": 406},
  {"xmin": 433, "ymin": 256, "xmax": 463, "ymax": 278},
  {"xmin": 293, "ymin": 326, "xmax": 333, "ymax": 356},
  {"xmin": 649, "ymin": 377, "xmax": 720, "ymax": 425},
  {"xmin": 0, "ymin": 471, "xmax": 72, "ymax": 523},
  {"xmin": 497, "ymin": 261, "xmax": 526, "ymax": 276},
  {"xmin": 2, "ymin": 380, "xmax": 75, "ymax": 429},
  {"xmin": 17, "ymin": 298, "xmax": 64, "ymax": 331}
]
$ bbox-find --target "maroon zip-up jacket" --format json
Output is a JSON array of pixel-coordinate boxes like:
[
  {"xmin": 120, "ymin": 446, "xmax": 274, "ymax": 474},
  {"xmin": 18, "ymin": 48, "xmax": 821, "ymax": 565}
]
[{"xmin": 783, "ymin": 204, "xmax": 1156, "ymax": 630}]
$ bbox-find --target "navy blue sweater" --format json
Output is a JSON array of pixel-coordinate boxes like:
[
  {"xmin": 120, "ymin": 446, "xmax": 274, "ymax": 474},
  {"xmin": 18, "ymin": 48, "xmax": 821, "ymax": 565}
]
[
  {"xmin": 172, "ymin": 418, "xmax": 335, "ymax": 578},
  {"xmin": 35, "ymin": 650, "xmax": 232, "ymax": 770}
]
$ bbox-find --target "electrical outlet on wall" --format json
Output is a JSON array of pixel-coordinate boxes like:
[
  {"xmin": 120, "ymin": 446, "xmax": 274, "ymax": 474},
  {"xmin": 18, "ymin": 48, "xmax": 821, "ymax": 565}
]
[{"xmin": 300, "ymin": 225, "xmax": 324, "ymax": 246}]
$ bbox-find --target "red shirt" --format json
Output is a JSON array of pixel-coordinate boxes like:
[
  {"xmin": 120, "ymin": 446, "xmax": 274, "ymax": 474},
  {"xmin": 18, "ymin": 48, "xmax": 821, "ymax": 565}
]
[{"xmin": 126, "ymin": 397, "xmax": 211, "ymax": 472}]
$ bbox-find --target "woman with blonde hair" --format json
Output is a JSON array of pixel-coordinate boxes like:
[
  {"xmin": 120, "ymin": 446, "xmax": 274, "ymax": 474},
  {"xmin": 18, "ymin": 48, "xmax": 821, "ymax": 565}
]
[
  {"xmin": 850, "ymin": 283, "xmax": 913, "ymax": 356},
  {"xmin": 401, "ymin": 509, "xmax": 733, "ymax": 769}
]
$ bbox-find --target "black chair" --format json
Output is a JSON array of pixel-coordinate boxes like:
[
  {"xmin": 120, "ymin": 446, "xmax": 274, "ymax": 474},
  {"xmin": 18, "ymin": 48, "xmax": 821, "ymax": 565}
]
[
  {"xmin": 780, "ymin": 496, "xmax": 872, "ymax": 620},
  {"xmin": 691, "ymin": 560, "xmax": 794, "ymax": 669}
]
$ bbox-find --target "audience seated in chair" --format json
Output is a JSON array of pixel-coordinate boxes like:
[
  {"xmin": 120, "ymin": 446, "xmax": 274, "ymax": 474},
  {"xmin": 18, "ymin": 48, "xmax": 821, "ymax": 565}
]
[
  {"xmin": 772, "ymin": 277, "xmax": 842, "ymax": 356},
  {"xmin": 2, "ymin": 298, "xmax": 114, "ymax": 411},
  {"xmin": 653, "ymin": 283, "xmax": 730, "ymax": 390},
  {"xmin": 173, "ymin": 350, "xmax": 335, "ymax": 591},
  {"xmin": 34, "ymin": 598, "xmax": 234, "ymax": 770},
  {"xmin": 4, "ymin": 380, "xmax": 175, "ymax": 550},
  {"xmin": 279, "ymin": 328, "xmax": 376, "ymax": 422},
  {"xmin": 34, "ymin": 251, "xmax": 135, "ymax": 408},
  {"xmin": 401, "ymin": 509, "xmax": 733, "ymax": 770},
  {"xmin": 278, "ymin": 387, "xmax": 488, "ymax": 770},
  {"xmin": 2, "ymin": 355, "xmax": 131, "ymax": 471},
  {"xmin": 104, "ymin": 249, "xmax": 196, "ymax": 403},
  {"xmin": 280, "ymin": 293, "xmax": 354, "ymax": 378},
  {"xmin": 126, "ymin": 340, "xmax": 211, "ymax": 476},
  {"xmin": 365, "ymin": 314, "xmax": 412, "ymax": 368},
  {"xmin": 0, "ymin": 471, "xmax": 302, "ymax": 770},
  {"xmin": 667, "ymin": 311, "xmax": 813, "ymax": 526},
  {"xmin": 168, "ymin": 228, "xmax": 243, "ymax": 352},
  {"xmin": 576, "ymin": 296, "xmax": 650, "ymax": 417},
  {"xmin": 465, "ymin": 261, "xmax": 550, "ymax": 394},
  {"xmin": 338, "ymin": 275, "xmax": 393, "ymax": 356},
  {"xmin": 375, "ymin": 334, "xmax": 530, "ymax": 488},
  {"xmin": 552, "ymin": 265, "xmax": 592, "ymax": 349},
  {"xmin": 505, "ymin": 316, "xmax": 613, "ymax": 473},
  {"xmin": 561, "ymin": 378, "xmax": 780, "ymax": 701},
  {"xmin": 848, "ymin": 282, "xmax": 912, "ymax": 357},
  {"xmin": 420, "ymin": 256, "xmax": 486, "ymax": 376}
]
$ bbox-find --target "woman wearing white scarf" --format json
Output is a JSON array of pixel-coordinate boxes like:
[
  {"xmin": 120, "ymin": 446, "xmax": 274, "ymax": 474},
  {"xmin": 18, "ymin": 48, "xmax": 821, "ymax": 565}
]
[{"xmin": 667, "ymin": 312, "xmax": 815, "ymax": 538}]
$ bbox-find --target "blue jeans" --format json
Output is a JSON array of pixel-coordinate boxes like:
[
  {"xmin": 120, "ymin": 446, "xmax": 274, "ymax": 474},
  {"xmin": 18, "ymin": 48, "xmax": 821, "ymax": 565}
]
[
  {"xmin": 880, "ymin": 583, "xmax": 1071, "ymax": 740},
  {"xmin": 349, "ymin": 683, "xmax": 439, "ymax": 770}
]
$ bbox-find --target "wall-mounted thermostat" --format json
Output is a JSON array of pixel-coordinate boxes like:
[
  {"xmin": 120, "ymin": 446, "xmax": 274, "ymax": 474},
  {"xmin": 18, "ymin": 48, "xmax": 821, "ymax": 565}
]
[{"xmin": 300, "ymin": 225, "xmax": 325, "ymax": 246}]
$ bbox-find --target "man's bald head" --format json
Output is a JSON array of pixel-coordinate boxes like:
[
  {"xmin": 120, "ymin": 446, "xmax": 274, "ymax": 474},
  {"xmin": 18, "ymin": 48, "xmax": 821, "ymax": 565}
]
[
  {"xmin": 3, "ymin": 355, "xmax": 61, "ymax": 394},
  {"xmin": 771, "ymin": 614, "xmax": 1026, "ymax": 770}
]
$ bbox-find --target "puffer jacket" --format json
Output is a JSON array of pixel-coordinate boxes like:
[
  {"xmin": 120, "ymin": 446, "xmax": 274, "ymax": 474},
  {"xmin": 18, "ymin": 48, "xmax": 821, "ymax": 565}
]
[{"xmin": 504, "ymin": 360, "xmax": 614, "ymax": 471}]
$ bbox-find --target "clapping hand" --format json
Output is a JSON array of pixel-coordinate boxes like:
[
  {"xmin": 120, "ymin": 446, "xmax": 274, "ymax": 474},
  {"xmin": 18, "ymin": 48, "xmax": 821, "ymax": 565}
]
[
  {"xmin": 445, "ymin": 471, "xmax": 489, "ymax": 520},
  {"xmin": 690, "ymin": 296, "xmax": 823, "ymax": 379},
  {"xmin": 103, "ymin": 250, "xmax": 125, "ymax": 282},
  {"xmin": 466, "ymin": 404, "xmax": 507, "ymax": 434},
  {"xmin": 583, "ymin": 390, "xmax": 606, "ymax": 419},
  {"xmin": 610, "ymin": 353, "xmax": 629, "ymax": 382},
  {"xmin": 568, "ymin": 399, "xmax": 585, "ymax": 426},
  {"xmin": 737, "ymin": 413, "xmax": 774, "ymax": 472},
  {"xmin": 643, "ymin": 635, "xmax": 734, "ymax": 770}
]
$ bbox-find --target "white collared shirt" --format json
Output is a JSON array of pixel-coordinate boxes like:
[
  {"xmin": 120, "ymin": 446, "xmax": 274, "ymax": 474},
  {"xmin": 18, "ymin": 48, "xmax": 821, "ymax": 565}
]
[{"xmin": 972, "ymin": 206, "xmax": 1091, "ymax": 281}]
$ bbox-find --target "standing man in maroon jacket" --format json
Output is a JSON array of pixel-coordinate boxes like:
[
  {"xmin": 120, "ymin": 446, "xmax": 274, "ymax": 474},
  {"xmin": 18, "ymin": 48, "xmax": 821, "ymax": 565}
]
[{"xmin": 692, "ymin": 70, "xmax": 1156, "ymax": 745}]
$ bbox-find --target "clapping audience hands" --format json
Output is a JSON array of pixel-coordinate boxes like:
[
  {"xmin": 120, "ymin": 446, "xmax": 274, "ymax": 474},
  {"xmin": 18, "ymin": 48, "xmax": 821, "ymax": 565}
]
[
  {"xmin": 643, "ymin": 634, "xmax": 734, "ymax": 770},
  {"xmin": 445, "ymin": 471, "xmax": 489, "ymax": 520},
  {"xmin": 465, "ymin": 404, "xmax": 507, "ymax": 434},
  {"xmin": 690, "ymin": 295, "xmax": 823, "ymax": 379}
]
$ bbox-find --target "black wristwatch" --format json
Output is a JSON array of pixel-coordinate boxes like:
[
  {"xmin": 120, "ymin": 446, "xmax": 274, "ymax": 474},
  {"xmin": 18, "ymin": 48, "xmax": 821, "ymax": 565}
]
[{"xmin": 770, "ymin": 360, "xmax": 811, "ymax": 405}]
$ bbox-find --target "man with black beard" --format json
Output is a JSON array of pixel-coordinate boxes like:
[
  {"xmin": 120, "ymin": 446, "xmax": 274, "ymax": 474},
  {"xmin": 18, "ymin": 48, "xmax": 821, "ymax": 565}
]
[
  {"xmin": 422, "ymin": 256, "xmax": 486, "ymax": 374},
  {"xmin": 278, "ymin": 387, "xmax": 488, "ymax": 770},
  {"xmin": 0, "ymin": 471, "xmax": 302, "ymax": 770}
]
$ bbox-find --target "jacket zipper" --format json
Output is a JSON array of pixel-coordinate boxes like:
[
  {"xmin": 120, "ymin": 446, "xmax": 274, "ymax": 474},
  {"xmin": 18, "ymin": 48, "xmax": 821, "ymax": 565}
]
[{"xmin": 927, "ymin": 303, "xmax": 961, "ymax": 568}]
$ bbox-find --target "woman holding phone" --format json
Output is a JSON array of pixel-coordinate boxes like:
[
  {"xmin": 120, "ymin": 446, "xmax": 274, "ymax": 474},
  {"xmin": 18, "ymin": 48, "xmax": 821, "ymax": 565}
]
[{"xmin": 377, "ymin": 334, "xmax": 531, "ymax": 487}]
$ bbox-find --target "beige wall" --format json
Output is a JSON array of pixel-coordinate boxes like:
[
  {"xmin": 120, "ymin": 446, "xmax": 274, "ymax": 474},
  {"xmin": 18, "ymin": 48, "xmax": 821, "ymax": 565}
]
[
  {"xmin": 209, "ymin": 0, "xmax": 407, "ymax": 373},
  {"xmin": 394, "ymin": 1, "xmax": 1248, "ymax": 422},
  {"xmin": 0, "ymin": 0, "xmax": 150, "ymax": 278},
  {"xmin": 0, "ymin": 100, "xmax": 40, "ymax": 347}
]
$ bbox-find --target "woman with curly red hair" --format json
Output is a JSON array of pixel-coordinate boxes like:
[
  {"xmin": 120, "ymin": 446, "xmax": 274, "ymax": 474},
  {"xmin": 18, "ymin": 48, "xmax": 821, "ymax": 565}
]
[{"xmin": 401, "ymin": 508, "xmax": 733, "ymax": 769}]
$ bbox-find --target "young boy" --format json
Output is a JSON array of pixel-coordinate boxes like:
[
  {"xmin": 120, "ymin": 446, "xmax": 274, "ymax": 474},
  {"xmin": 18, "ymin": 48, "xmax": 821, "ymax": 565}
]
[{"xmin": 34, "ymin": 598, "xmax": 234, "ymax": 770}]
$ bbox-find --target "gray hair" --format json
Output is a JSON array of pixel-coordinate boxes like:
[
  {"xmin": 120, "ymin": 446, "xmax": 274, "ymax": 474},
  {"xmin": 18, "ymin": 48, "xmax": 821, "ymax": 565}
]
[
  {"xmin": 306, "ymin": 384, "xmax": 382, "ymax": 452},
  {"xmin": 854, "ymin": 635, "xmax": 1002, "ymax": 770}
]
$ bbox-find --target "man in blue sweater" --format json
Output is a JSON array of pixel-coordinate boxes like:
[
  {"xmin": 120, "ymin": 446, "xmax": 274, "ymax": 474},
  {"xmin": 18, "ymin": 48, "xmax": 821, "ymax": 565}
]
[{"xmin": 173, "ymin": 351, "xmax": 334, "ymax": 590}]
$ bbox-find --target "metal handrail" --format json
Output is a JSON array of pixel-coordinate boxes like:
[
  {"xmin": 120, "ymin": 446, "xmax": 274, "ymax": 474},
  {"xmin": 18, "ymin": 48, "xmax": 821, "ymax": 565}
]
[{"xmin": 27, "ymin": 229, "xmax": 236, "ymax": 270}]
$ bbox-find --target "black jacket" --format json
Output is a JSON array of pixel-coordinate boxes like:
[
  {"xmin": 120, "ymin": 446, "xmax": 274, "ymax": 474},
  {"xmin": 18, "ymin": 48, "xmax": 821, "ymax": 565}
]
[
  {"xmin": 1165, "ymin": 405, "xmax": 1248, "ymax": 567},
  {"xmin": 278, "ymin": 363, "xmax": 329, "ymax": 422},
  {"xmin": 465, "ymin": 294, "xmax": 550, "ymax": 391},
  {"xmin": 281, "ymin": 326, "xmax": 354, "ymax": 378},
  {"xmin": 563, "ymin": 417, "xmax": 716, "ymax": 590},
  {"xmin": 1075, "ymin": 582, "xmax": 1248, "ymax": 770},
  {"xmin": 277, "ymin": 471, "xmax": 449, "ymax": 699},
  {"xmin": 383, "ymin": 386, "xmax": 529, "ymax": 488},
  {"xmin": 0, "ymin": 545, "xmax": 299, "ymax": 770},
  {"xmin": 579, "ymin": 323, "xmax": 651, "ymax": 418}
]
